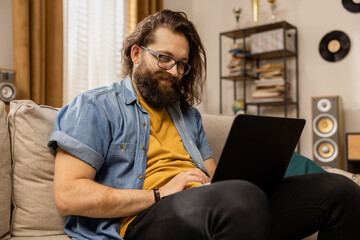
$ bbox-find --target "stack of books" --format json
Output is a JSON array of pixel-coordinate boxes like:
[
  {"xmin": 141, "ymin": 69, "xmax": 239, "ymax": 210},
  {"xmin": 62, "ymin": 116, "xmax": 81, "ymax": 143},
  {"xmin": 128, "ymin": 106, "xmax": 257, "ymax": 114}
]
[
  {"xmin": 227, "ymin": 42, "xmax": 253, "ymax": 76},
  {"xmin": 252, "ymin": 64, "xmax": 290, "ymax": 102},
  {"xmin": 256, "ymin": 63, "xmax": 284, "ymax": 79}
]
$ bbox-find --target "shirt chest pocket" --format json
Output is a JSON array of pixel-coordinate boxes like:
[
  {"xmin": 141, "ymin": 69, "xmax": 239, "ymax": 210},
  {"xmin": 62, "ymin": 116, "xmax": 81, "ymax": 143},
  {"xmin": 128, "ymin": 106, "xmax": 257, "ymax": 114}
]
[{"xmin": 108, "ymin": 143, "xmax": 137, "ymax": 158}]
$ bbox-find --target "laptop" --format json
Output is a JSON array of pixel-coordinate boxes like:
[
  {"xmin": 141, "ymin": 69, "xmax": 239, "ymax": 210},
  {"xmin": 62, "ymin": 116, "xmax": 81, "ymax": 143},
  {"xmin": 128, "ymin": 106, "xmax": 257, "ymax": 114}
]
[{"xmin": 211, "ymin": 114, "xmax": 305, "ymax": 189}]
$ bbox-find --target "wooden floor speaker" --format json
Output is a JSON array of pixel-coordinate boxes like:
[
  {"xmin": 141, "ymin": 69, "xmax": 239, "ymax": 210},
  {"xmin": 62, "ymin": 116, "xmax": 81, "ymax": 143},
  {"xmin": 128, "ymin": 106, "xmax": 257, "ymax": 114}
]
[
  {"xmin": 312, "ymin": 96, "xmax": 343, "ymax": 169},
  {"xmin": 346, "ymin": 133, "xmax": 360, "ymax": 173}
]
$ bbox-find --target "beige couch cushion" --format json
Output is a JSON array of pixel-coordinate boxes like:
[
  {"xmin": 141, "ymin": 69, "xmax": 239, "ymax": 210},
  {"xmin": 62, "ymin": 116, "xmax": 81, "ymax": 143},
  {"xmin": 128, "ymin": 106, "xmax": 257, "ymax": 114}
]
[
  {"xmin": 0, "ymin": 101, "xmax": 11, "ymax": 239},
  {"xmin": 201, "ymin": 113, "xmax": 235, "ymax": 164},
  {"xmin": 7, "ymin": 100, "xmax": 66, "ymax": 237}
]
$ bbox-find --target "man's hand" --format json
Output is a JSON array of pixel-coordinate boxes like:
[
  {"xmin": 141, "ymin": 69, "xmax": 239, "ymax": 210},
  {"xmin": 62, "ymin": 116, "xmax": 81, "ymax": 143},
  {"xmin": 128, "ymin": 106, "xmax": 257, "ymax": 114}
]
[{"xmin": 159, "ymin": 169, "xmax": 211, "ymax": 198}]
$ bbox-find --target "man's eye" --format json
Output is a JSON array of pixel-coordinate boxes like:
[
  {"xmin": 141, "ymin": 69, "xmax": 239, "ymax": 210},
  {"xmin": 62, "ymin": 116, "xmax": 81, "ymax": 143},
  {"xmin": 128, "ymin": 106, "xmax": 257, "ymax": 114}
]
[
  {"xmin": 159, "ymin": 55, "xmax": 172, "ymax": 63},
  {"xmin": 177, "ymin": 62, "xmax": 186, "ymax": 69}
]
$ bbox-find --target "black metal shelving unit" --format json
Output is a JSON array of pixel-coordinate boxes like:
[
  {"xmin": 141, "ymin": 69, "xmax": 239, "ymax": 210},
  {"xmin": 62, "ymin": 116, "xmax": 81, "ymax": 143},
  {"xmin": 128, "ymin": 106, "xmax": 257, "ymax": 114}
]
[{"xmin": 219, "ymin": 21, "xmax": 299, "ymax": 118}]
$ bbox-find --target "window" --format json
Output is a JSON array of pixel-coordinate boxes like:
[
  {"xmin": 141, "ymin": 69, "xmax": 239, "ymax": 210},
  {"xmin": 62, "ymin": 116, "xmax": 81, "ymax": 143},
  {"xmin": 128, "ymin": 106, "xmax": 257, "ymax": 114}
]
[{"xmin": 63, "ymin": 0, "xmax": 127, "ymax": 104}]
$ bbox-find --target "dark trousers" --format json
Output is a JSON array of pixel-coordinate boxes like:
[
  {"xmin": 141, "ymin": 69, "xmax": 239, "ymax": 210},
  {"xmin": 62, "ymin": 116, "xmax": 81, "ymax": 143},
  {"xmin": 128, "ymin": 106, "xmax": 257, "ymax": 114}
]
[{"xmin": 124, "ymin": 173, "xmax": 360, "ymax": 240}]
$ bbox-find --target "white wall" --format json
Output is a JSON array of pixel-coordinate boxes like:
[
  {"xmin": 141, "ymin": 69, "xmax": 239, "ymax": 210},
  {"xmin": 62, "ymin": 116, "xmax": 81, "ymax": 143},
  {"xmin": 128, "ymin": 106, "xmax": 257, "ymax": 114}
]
[
  {"xmin": 0, "ymin": 0, "xmax": 13, "ymax": 69},
  {"xmin": 164, "ymin": 0, "xmax": 360, "ymax": 161}
]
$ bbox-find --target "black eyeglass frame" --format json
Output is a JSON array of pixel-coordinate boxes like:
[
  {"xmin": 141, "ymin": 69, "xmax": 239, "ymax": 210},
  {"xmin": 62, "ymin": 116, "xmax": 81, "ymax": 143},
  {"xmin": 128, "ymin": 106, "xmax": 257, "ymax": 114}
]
[{"xmin": 140, "ymin": 46, "xmax": 191, "ymax": 76}]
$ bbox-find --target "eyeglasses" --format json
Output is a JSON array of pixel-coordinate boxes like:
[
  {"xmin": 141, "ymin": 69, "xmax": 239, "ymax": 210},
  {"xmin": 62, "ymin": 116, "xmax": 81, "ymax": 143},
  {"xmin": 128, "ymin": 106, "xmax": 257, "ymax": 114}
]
[{"xmin": 141, "ymin": 46, "xmax": 191, "ymax": 76}]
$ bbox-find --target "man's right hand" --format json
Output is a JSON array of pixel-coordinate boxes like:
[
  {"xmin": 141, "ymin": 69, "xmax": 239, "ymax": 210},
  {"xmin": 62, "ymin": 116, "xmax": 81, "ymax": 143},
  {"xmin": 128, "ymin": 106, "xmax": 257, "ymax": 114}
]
[{"xmin": 159, "ymin": 169, "xmax": 211, "ymax": 198}]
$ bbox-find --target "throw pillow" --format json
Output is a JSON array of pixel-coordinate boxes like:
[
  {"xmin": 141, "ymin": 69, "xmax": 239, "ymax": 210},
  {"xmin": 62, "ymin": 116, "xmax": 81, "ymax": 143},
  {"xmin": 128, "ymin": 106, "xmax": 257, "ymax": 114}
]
[
  {"xmin": 7, "ymin": 100, "xmax": 66, "ymax": 237},
  {"xmin": 0, "ymin": 101, "xmax": 11, "ymax": 239},
  {"xmin": 285, "ymin": 152, "xmax": 326, "ymax": 177}
]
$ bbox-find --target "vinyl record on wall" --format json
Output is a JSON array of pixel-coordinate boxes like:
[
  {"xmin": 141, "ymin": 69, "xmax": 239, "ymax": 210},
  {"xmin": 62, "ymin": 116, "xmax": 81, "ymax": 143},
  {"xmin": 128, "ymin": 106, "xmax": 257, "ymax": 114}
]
[
  {"xmin": 342, "ymin": 0, "xmax": 360, "ymax": 13},
  {"xmin": 319, "ymin": 30, "xmax": 351, "ymax": 62}
]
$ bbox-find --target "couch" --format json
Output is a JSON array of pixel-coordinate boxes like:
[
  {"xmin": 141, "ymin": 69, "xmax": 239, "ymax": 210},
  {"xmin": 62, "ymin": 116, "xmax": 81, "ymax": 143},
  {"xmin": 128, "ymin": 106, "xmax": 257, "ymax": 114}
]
[{"xmin": 1, "ymin": 100, "xmax": 358, "ymax": 239}]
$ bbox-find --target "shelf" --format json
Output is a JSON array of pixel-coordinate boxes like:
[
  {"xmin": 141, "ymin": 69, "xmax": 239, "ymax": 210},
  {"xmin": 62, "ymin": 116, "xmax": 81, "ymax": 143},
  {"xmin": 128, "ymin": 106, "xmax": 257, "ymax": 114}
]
[
  {"xmin": 229, "ymin": 50, "xmax": 296, "ymax": 60},
  {"xmin": 219, "ymin": 21, "xmax": 299, "ymax": 120},
  {"xmin": 221, "ymin": 21, "xmax": 296, "ymax": 39},
  {"xmin": 221, "ymin": 74, "xmax": 256, "ymax": 81},
  {"xmin": 248, "ymin": 50, "xmax": 296, "ymax": 60},
  {"xmin": 246, "ymin": 100, "xmax": 297, "ymax": 106}
]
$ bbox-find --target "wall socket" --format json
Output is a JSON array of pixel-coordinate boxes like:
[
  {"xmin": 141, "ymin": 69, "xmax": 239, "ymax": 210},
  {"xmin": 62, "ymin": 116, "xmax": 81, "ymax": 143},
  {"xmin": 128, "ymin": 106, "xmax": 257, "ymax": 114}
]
[{"xmin": 0, "ymin": 69, "xmax": 15, "ymax": 82}]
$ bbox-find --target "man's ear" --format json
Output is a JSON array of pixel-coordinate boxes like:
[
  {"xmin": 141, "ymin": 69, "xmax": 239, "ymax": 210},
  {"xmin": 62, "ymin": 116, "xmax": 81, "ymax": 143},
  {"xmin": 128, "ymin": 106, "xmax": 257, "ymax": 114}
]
[{"xmin": 131, "ymin": 45, "xmax": 141, "ymax": 65}]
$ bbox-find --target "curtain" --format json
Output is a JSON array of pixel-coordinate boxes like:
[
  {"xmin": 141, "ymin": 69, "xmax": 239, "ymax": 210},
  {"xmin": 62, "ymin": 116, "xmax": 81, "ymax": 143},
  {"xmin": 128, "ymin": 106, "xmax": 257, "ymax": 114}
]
[
  {"xmin": 128, "ymin": 0, "xmax": 163, "ymax": 34},
  {"xmin": 62, "ymin": 0, "xmax": 126, "ymax": 105},
  {"xmin": 12, "ymin": 0, "xmax": 63, "ymax": 107}
]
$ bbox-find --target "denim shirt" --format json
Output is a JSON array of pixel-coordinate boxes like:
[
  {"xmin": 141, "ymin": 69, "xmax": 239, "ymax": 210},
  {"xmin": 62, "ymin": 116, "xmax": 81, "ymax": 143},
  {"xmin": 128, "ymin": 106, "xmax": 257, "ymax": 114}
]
[{"xmin": 48, "ymin": 75, "xmax": 213, "ymax": 240}]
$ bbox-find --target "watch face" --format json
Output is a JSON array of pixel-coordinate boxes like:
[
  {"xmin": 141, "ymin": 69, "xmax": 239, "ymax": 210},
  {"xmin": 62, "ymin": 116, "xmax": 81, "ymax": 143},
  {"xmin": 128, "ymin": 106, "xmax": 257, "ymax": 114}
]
[{"xmin": 0, "ymin": 83, "xmax": 16, "ymax": 102}]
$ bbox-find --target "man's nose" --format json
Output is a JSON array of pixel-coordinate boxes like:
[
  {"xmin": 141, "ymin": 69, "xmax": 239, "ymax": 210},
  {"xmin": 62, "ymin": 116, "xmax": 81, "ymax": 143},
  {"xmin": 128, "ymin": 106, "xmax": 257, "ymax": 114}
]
[{"xmin": 166, "ymin": 65, "xmax": 179, "ymax": 78}]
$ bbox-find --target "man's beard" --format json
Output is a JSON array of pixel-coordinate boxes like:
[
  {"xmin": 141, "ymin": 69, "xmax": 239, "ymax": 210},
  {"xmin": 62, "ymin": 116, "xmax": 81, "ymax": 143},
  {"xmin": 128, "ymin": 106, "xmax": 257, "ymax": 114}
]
[{"xmin": 132, "ymin": 64, "xmax": 182, "ymax": 109}]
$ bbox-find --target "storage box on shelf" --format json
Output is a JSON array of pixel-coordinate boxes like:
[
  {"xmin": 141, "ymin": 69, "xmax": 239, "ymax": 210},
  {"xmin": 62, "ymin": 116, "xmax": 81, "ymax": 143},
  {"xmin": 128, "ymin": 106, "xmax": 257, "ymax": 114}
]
[{"xmin": 250, "ymin": 28, "xmax": 296, "ymax": 54}]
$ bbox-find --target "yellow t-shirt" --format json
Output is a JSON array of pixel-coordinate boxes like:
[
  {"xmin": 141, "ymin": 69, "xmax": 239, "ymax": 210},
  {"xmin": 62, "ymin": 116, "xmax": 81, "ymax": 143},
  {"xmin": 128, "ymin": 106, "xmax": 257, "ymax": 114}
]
[{"xmin": 119, "ymin": 94, "xmax": 200, "ymax": 237}]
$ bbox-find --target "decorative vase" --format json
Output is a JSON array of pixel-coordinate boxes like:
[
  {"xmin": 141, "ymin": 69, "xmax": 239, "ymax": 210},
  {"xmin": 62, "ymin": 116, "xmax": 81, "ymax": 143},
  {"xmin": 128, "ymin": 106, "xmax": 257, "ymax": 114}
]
[{"xmin": 232, "ymin": 99, "xmax": 245, "ymax": 115}]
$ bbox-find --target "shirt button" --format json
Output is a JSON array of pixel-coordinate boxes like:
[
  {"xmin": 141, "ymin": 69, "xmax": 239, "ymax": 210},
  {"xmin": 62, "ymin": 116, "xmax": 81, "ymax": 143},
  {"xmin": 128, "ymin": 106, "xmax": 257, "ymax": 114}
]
[
  {"xmin": 120, "ymin": 144, "xmax": 125, "ymax": 150},
  {"xmin": 137, "ymin": 174, "xmax": 143, "ymax": 179},
  {"xmin": 142, "ymin": 121, "xmax": 146, "ymax": 126},
  {"xmin": 141, "ymin": 145, "xmax": 146, "ymax": 150}
]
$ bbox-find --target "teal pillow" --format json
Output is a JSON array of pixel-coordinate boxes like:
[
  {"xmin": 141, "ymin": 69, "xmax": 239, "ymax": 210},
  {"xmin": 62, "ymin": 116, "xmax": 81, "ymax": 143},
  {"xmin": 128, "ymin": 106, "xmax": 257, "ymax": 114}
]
[{"xmin": 285, "ymin": 152, "xmax": 326, "ymax": 177}]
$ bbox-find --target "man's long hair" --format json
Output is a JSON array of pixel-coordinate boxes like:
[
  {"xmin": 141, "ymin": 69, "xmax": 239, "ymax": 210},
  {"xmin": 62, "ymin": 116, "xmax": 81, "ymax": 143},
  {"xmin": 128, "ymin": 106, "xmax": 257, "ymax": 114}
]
[{"xmin": 122, "ymin": 9, "xmax": 207, "ymax": 111}]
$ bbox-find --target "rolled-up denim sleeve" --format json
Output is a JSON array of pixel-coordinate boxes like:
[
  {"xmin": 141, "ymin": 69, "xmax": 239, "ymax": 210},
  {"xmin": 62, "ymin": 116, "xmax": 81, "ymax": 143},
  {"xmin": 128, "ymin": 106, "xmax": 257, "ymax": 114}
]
[
  {"xmin": 193, "ymin": 109, "xmax": 213, "ymax": 161},
  {"xmin": 48, "ymin": 94, "xmax": 111, "ymax": 171}
]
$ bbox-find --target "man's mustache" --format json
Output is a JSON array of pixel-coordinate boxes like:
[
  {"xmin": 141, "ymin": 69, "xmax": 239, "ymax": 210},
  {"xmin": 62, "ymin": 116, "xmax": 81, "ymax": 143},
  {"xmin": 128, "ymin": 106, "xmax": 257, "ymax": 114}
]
[{"xmin": 153, "ymin": 72, "xmax": 178, "ymax": 84}]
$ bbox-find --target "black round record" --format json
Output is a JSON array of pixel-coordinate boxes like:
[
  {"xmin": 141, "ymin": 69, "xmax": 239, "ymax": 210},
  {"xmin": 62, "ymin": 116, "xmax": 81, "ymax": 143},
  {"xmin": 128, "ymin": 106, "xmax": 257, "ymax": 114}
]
[
  {"xmin": 342, "ymin": 0, "xmax": 360, "ymax": 13},
  {"xmin": 319, "ymin": 31, "xmax": 351, "ymax": 62}
]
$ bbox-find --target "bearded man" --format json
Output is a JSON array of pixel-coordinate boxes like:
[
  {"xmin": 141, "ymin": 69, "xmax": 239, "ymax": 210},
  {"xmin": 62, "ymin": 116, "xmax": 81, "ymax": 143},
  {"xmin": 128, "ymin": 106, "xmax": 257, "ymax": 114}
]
[{"xmin": 49, "ymin": 9, "xmax": 360, "ymax": 240}]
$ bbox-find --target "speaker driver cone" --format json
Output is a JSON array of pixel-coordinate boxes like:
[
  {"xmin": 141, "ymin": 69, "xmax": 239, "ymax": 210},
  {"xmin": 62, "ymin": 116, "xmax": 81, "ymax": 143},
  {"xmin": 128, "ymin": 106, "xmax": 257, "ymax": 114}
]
[
  {"xmin": 317, "ymin": 118, "xmax": 334, "ymax": 134},
  {"xmin": 313, "ymin": 113, "xmax": 338, "ymax": 138},
  {"xmin": 0, "ymin": 83, "xmax": 16, "ymax": 102},
  {"xmin": 317, "ymin": 99, "xmax": 332, "ymax": 112},
  {"xmin": 314, "ymin": 138, "xmax": 338, "ymax": 162},
  {"xmin": 318, "ymin": 142, "xmax": 335, "ymax": 158}
]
